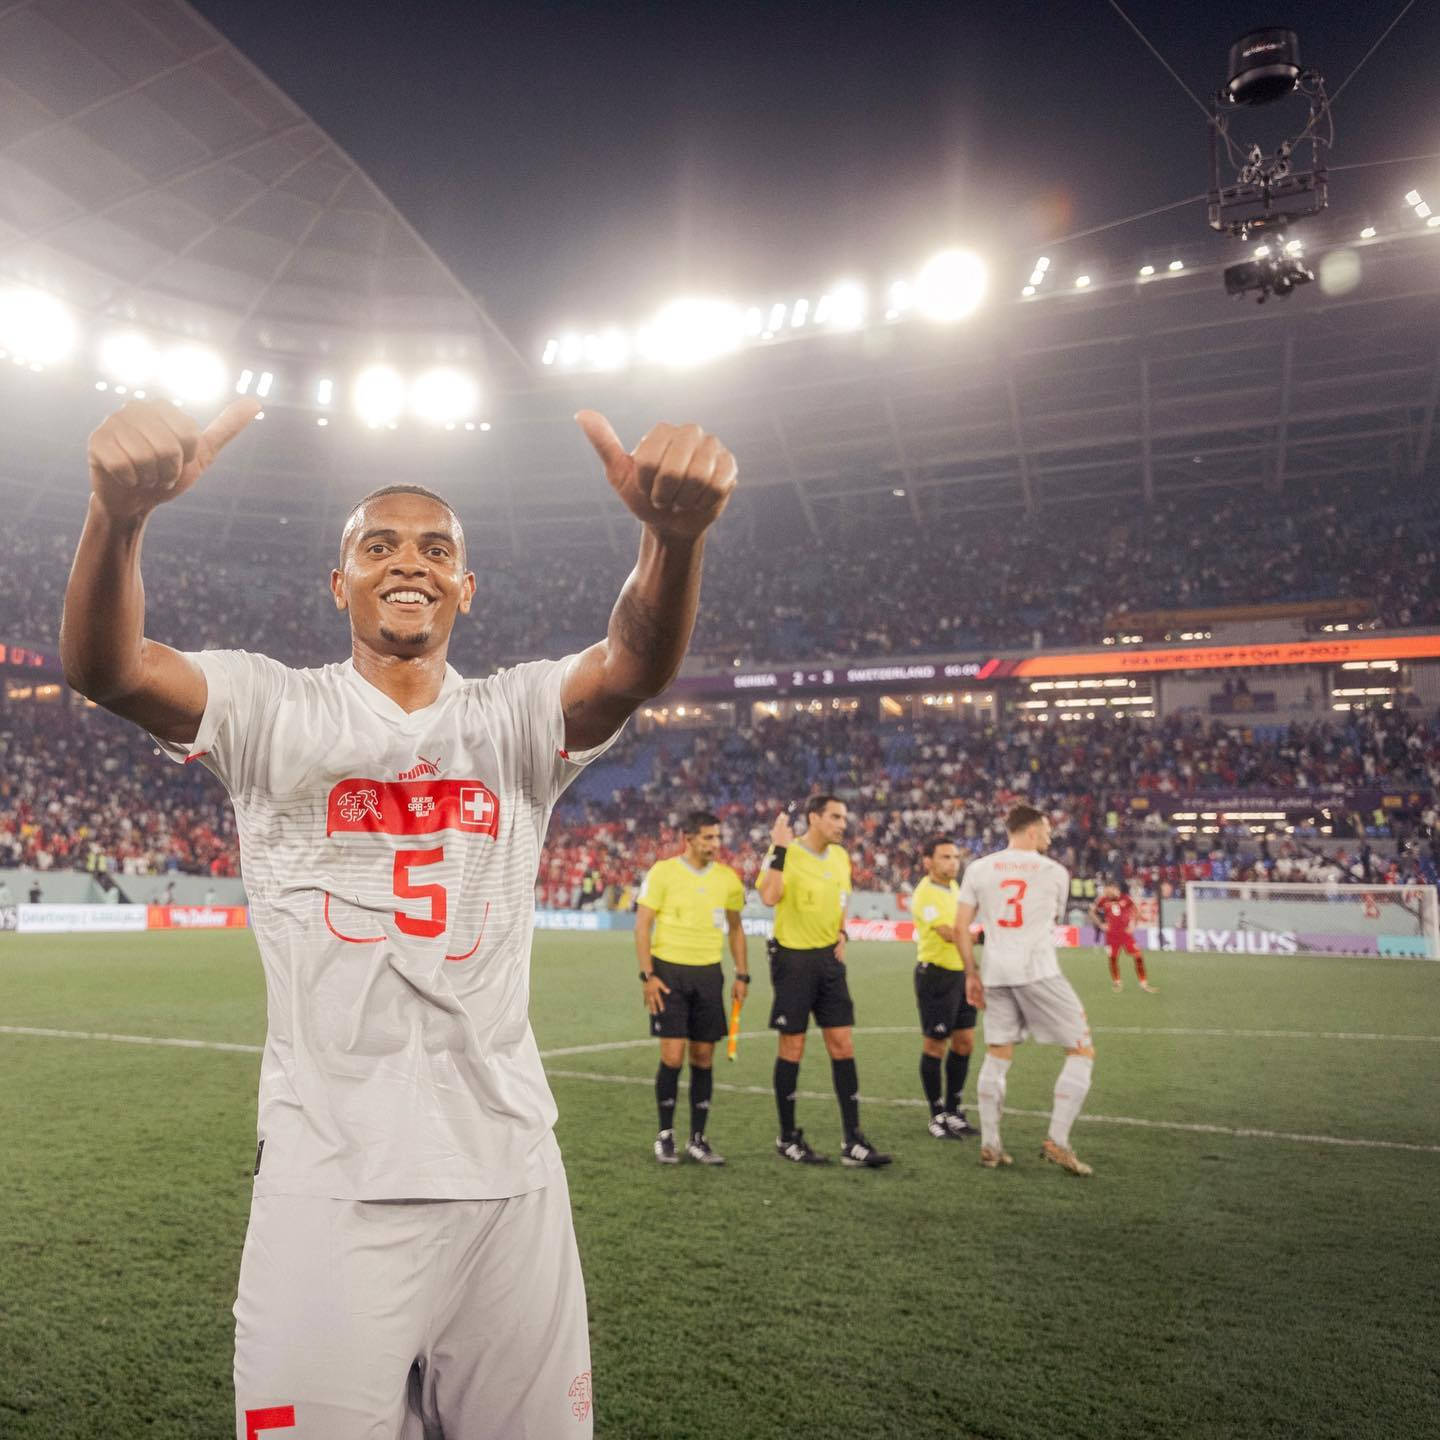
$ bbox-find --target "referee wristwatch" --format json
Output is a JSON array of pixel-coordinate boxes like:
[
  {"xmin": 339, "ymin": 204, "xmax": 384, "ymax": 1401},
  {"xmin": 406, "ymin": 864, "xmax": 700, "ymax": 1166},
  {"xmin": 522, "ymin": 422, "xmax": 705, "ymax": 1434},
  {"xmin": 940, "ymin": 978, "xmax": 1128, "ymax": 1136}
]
[
  {"xmin": 734, "ymin": 973, "xmax": 752, "ymax": 984},
  {"xmin": 639, "ymin": 971, "xmax": 656, "ymax": 983}
]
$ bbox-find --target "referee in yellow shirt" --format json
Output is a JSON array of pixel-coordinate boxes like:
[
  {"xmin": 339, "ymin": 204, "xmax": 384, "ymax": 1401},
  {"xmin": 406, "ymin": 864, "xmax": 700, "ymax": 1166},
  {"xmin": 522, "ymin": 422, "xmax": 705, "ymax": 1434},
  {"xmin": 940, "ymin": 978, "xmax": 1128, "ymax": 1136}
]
[
  {"xmin": 758, "ymin": 795, "xmax": 892, "ymax": 1169},
  {"xmin": 913, "ymin": 837, "xmax": 978, "ymax": 1140},
  {"xmin": 635, "ymin": 810, "xmax": 750, "ymax": 1165}
]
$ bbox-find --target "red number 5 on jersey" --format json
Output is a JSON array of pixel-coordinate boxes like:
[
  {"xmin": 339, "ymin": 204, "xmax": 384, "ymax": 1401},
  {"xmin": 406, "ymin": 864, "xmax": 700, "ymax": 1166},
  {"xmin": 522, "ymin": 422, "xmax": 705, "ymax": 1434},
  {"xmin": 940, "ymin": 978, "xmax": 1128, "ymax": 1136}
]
[
  {"xmin": 245, "ymin": 1406, "xmax": 295, "ymax": 1438},
  {"xmin": 394, "ymin": 848, "xmax": 447, "ymax": 938},
  {"xmin": 997, "ymin": 878, "xmax": 1027, "ymax": 928}
]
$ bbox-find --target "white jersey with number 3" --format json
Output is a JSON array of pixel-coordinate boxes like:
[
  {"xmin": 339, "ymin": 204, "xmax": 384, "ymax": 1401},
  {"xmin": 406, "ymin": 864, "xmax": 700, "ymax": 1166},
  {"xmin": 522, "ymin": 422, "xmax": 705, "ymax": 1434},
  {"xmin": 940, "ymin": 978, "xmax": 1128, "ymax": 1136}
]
[
  {"xmin": 157, "ymin": 649, "xmax": 618, "ymax": 1202},
  {"xmin": 958, "ymin": 848, "xmax": 1070, "ymax": 987}
]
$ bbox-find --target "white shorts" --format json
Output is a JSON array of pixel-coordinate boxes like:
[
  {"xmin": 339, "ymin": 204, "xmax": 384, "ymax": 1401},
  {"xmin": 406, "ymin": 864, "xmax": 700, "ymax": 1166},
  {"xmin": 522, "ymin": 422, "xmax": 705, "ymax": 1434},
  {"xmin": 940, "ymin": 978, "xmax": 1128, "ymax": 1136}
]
[
  {"xmin": 983, "ymin": 974, "xmax": 1092, "ymax": 1049},
  {"xmin": 233, "ymin": 1174, "xmax": 592, "ymax": 1439}
]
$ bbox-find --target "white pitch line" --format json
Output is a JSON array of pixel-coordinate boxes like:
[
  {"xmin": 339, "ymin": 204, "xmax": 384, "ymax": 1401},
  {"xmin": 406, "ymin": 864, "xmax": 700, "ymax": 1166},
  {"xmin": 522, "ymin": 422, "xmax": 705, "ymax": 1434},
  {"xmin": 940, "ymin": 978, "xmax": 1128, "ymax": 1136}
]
[
  {"xmin": 5, "ymin": 1021, "xmax": 1438, "ymax": 1063},
  {"xmin": 542, "ymin": 1068, "xmax": 1440, "ymax": 1156},
  {"xmin": 0, "ymin": 1024, "xmax": 262, "ymax": 1054},
  {"xmin": 537, "ymin": 1022, "xmax": 1440, "ymax": 1058},
  {"xmin": 3, "ymin": 1024, "xmax": 1433, "ymax": 1155}
]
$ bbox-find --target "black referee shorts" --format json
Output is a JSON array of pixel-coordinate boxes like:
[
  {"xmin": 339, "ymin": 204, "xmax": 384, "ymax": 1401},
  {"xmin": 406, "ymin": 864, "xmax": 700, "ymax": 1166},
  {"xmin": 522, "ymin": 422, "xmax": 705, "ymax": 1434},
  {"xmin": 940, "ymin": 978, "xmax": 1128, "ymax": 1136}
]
[
  {"xmin": 648, "ymin": 958, "xmax": 727, "ymax": 1042},
  {"xmin": 768, "ymin": 941, "xmax": 855, "ymax": 1034},
  {"xmin": 914, "ymin": 962, "xmax": 977, "ymax": 1039}
]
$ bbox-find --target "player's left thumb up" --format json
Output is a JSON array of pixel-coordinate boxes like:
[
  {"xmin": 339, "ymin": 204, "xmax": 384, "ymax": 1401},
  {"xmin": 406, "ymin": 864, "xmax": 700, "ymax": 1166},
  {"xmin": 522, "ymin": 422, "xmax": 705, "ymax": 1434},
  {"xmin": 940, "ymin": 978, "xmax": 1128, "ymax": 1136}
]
[{"xmin": 576, "ymin": 410, "xmax": 629, "ymax": 475}]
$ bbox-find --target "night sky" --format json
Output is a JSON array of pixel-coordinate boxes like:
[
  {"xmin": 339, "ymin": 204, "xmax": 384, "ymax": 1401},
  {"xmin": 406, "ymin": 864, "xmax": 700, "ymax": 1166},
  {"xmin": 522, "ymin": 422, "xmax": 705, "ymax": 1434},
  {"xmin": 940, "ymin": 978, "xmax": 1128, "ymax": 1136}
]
[{"xmin": 188, "ymin": 1, "xmax": 1437, "ymax": 353}]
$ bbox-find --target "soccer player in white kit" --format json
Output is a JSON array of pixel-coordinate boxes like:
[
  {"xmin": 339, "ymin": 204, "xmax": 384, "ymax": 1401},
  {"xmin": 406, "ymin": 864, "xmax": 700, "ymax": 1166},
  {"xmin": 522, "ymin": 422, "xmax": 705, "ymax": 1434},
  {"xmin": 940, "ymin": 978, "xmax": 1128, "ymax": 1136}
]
[
  {"xmin": 956, "ymin": 805, "xmax": 1097, "ymax": 1177},
  {"xmin": 60, "ymin": 395, "xmax": 738, "ymax": 1438}
]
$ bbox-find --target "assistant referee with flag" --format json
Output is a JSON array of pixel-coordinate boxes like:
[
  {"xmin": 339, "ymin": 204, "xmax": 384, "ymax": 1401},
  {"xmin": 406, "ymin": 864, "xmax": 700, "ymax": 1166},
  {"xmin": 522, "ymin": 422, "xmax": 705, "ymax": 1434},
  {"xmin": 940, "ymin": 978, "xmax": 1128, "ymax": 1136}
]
[
  {"xmin": 758, "ymin": 796, "xmax": 892, "ymax": 1169},
  {"xmin": 635, "ymin": 810, "xmax": 750, "ymax": 1165}
]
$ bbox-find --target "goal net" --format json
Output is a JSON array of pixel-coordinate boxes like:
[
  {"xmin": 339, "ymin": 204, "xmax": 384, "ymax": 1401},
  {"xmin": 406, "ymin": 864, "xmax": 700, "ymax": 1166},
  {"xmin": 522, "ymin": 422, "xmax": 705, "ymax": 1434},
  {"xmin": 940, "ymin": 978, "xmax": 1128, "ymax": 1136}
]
[{"xmin": 1184, "ymin": 881, "xmax": 1439, "ymax": 959}]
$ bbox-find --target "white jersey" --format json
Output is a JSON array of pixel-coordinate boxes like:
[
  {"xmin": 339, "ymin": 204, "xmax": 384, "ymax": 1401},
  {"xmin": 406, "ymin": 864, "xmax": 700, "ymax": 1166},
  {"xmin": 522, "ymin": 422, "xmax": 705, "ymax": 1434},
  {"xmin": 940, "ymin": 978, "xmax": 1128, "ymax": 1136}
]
[
  {"xmin": 158, "ymin": 649, "xmax": 618, "ymax": 1202},
  {"xmin": 958, "ymin": 847, "xmax": 1070, "ymax": 987}
]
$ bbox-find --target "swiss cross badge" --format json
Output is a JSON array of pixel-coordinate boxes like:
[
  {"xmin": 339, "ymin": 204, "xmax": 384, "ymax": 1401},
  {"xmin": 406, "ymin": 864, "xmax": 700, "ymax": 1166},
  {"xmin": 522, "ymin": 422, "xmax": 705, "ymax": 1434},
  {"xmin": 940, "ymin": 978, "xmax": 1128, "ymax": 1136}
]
[
  {"xmin": 407, "ymin": 795, "xmax": 436, "ymax": 819},
  {"xmin": 336, "ymin": 788, "xmax": 382, "ymax": 823},
  {"xmin": 459, "ymin": 786, "xmax": 496, "ymax": 831}
]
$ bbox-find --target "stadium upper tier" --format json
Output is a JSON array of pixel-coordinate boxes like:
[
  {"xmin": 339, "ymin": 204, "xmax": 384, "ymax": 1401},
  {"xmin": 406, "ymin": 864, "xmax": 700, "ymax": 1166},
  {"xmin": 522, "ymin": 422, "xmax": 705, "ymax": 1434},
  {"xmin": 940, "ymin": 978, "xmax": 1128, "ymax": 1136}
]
[{"xmin": 4, "ymin": 471, "xmax": 1438, "ymax": 669}]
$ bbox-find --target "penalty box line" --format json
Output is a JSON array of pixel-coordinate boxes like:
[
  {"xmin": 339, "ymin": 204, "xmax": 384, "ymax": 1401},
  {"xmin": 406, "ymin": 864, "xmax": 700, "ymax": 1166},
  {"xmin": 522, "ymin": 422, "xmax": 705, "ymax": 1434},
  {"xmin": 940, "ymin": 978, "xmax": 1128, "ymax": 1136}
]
[{"xmin": 543, "ymin": 1067, "xmax": 1440, "ymax": 1156}]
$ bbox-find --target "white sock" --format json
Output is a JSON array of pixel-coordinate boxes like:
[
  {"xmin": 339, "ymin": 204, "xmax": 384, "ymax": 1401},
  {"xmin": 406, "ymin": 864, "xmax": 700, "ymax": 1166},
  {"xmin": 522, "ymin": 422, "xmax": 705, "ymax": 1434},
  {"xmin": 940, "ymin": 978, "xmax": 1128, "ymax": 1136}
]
[
  {"xmin": 1048, "ymin": 1054, "xmax": 1094, "ymax": 1150},
  {"xmin": 976, "ymin": 1054, "xmax": 1011, "ymax": 1151}
]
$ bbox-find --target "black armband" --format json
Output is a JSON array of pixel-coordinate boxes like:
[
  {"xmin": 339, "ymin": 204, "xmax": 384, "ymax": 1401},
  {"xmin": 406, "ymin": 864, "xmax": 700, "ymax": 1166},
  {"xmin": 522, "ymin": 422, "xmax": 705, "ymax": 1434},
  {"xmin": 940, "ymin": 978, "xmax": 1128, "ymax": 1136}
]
[{"xmin": 766, "ymin": 846, "xmax": 787, "ymax": 872}]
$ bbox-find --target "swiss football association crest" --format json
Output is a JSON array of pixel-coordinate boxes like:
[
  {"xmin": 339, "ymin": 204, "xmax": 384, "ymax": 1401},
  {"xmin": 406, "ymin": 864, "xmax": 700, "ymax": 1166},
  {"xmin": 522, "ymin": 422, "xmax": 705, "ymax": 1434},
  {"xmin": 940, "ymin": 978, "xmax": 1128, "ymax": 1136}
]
[
  {"xmin": 327, "ymin": 779, "xmax": 501, "ymax": 838},
  {"xmin": 567, "ymin": 1371, "xmax": 593, "ymax": 1421}
]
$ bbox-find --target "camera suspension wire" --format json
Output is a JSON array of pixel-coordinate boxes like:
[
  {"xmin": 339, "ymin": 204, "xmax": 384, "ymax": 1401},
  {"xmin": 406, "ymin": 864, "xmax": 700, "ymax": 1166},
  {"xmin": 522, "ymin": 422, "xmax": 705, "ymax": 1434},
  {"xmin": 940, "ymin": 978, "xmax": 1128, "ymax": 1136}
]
[
  {"xmin": 1045, "ymin": 191, "xmax": 1209, "ymax": 248},
  {"xmin": 1329, "ymin": 0, "xmax": 1418, "ymax": 105},
  {"xmin": 1104, "ymin": 0, "xmax": 1213, "ymax": 122}
]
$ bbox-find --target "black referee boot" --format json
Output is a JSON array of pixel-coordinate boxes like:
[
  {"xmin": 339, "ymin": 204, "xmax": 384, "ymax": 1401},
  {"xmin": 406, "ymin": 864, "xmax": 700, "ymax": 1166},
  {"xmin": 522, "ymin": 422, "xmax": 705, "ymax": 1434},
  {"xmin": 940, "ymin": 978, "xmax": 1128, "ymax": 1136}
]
[
  {"xmin": 653, "ymin": 1129, "xmax": 679, "ymax": 1164},
  {"xmin": 775, "ymin": 1129, "xmax": 830, "ymax": 1164},
  {"xmin": 840, "ymin": 1132, "xmax": 893, "ymax": 1169}
]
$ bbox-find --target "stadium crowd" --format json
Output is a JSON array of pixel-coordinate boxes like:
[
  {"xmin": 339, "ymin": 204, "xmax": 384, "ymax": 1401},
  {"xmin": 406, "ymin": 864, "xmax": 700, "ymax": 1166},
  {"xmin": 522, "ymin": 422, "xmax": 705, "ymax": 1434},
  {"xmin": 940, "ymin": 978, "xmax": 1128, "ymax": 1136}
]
[
  {"xmin": 6, "ymin": 473, "xmax": 1439, "ymax": 670},
  {"xmin": 538, "ymin": 705, "xmax": 1440, "ymax": 903}
]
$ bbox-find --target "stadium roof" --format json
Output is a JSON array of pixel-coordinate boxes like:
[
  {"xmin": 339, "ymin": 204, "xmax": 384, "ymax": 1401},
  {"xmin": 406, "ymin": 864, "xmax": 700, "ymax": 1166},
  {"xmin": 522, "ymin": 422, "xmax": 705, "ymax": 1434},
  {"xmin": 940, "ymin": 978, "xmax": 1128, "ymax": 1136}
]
[{"xmin": 0, "ymin": 0, "xmax": 527, "ymax": 375}]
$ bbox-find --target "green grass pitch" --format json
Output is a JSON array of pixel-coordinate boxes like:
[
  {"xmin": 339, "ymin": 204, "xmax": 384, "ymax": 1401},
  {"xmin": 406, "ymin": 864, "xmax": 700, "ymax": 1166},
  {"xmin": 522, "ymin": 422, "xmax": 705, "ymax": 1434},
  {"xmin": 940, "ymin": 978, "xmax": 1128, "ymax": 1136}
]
[{"xmin": 1, "ymin": 932, "xmax": 1438, "ymax": 1439}]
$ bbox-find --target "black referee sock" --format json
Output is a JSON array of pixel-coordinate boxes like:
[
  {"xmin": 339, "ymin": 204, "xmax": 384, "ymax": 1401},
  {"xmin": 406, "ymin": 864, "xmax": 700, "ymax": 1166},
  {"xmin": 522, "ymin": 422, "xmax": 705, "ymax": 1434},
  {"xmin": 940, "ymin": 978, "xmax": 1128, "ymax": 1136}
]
[
  {"xmin": 920, "ymin": 1053, "xmax": 943, "ymax": 1116},
  {"xmin": 656, "ymin": 1063, "xmax": 681, "ymax": 1133},
  {"xmin": 774, "ymin": 1058, "xmax": 800, "ymax": 1138},
  {"xmin": 831, "ymin": 1057, "xmax": 861, "ymax": 1144},
  {"xmin": 945, "ymin": 1050, "xmax": 971, "ymax": 1112},
  {"xmin": 689, "ymin": 1064, "xmax": 714, "ymax": 1138}
]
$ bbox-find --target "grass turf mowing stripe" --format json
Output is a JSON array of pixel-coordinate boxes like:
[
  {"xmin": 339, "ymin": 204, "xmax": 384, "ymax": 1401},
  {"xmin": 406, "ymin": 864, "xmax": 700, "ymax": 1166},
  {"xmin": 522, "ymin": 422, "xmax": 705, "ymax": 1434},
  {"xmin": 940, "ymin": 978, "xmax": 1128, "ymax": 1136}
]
[{"xmin": 542, "ymin": 1066, "xmax": 1440, "ymax": 1155}]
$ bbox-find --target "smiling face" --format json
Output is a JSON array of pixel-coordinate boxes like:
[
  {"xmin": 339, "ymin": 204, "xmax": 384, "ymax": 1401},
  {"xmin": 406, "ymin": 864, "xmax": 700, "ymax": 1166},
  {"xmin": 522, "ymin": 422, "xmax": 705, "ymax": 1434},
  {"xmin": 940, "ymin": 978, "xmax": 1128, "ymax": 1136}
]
[{"xmin": 330, "ymin": 491, "xmax": 475, "ymax": 657}]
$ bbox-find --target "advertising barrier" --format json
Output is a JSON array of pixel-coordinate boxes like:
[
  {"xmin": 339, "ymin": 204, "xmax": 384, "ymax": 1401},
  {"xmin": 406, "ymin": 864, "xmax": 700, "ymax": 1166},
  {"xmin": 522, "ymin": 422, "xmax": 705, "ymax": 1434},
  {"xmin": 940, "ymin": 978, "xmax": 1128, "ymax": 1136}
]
[
  {"xmin": 16, "ymin": 903, "xmax": 150, "ymax": 934},
  {"xmin": 147, "ymin": 905, "xmax": 249, "ymax": 929}
]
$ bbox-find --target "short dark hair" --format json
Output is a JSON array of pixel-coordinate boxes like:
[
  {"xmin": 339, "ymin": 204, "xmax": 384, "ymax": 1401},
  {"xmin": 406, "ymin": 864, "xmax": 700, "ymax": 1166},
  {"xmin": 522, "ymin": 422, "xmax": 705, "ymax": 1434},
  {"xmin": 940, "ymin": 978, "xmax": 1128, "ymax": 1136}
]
[
  {"xmin": 683, "ymin": 810, "xmax": 720, "ymax": 834},
  {"xmin": 339, "ymin": 485, "xmax": 464, "ymax": 561},
  {"xmin": 806, "ymin": 794, "xmax": 843, "ymax": 818},
  {"xmin": 1005, "ymin": 804, "xmax": 1045, "ymax": 834},
  {"xmin": 922, "ymin": 834, "xmax": 956, "ymax": 859}
]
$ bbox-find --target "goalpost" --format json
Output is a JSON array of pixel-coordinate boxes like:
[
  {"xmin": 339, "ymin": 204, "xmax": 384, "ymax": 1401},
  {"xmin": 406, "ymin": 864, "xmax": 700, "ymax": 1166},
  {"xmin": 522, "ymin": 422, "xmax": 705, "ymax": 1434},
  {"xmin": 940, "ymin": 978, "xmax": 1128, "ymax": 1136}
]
[{"xmin": 1184, "ymin": 881, "xmax": 1440, "ymax": 959}]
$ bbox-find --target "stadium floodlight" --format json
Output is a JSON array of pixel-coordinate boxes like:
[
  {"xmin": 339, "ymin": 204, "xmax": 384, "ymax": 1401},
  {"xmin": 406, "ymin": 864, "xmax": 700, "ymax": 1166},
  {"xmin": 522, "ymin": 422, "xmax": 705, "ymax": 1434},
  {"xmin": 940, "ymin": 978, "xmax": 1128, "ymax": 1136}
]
[
  {"xmin": 97, "ymin": 330, "xmax": 156, "ymax": 387},
  {"xmin": 646, "ymin": 298, "xmax": 745, "ymax": 368},
  {"xmin": 1138, "ymin": 264, "xmax": 1155, "ymax": 277},
  {"xmin": 541, "ymin": 338, "xmax": 559, "ymax": 366},
  {"xmin": 256, "ymin": 371, "xmax": 274, "ymax": 398},
  {"xmin": 1254, "ymin": 244, "xmax": 1271, "ymax": 257},
  {"xmin": 410, "ymin": 367, "xmax": 477, "ymax": 425},
  {"xmin": 766, "ymin": 301, "xmax": 788, "ymax": 333},
  {"xmin": 1359, "ymin": 225, "xmax": 1376, "ymax": 238},
  {"xmin": 744, "ymin": 307, "xmax": 764, "ymax": 336},
  {"xmin": 316, "ymin": 377, "xmax": 334, "ymax": 406},
  {"xmin": 913, "ymin": 248, "xmax": 988, "ymax": 322},
  {"xmin": 1168, "ymin": 259, "xmax": 1184, "ymax": 271},
  {"xmin": 1021, "ymin": 285, "xmax": 1036, "ymax": 297},
  {"xmin": 790, "ymin": 298, "xmax": 810, "ymax": 327},
  {"xmin": 1429, "ymin": 216, "xmax": 1440, "ymax": 229},
  {"xmin": 558, "ymin": 333, "xmax": 583, "ymax": 366},
  {"xmin": 1405, "ymin": 190, "xmax": 1422, "ymax": 206},
  {"xmin": 236, "ymin": 369, "xmax": 254, "ymax": 394},
  {"xmin": 1074, "ymin": 274, "xmax": 1091, "ymax": 289},
  {"xmin": 0, "ymin": 286, "xmax": 76, "ymax": 367},
  {"xmin": 352, "ymin": 364, "xmax": 406, "ymax": 428},
  {"xmin": 885, "ymin": 280, "xmax": 913, "ymax": 320},
  {"xmin": 822, "ymin": 281, "xmax": 867, "ymax": 331},
  {"xmin": 157, "ymin": 343, "xmax": 227, "ymax": 404},
  {"xmin": 1416, "ymin": 202, "xmax": 1432, "ymax": 219},
  {"xmin": 590, "ymin": 327, "xmax": 629, "ymax": 371}
]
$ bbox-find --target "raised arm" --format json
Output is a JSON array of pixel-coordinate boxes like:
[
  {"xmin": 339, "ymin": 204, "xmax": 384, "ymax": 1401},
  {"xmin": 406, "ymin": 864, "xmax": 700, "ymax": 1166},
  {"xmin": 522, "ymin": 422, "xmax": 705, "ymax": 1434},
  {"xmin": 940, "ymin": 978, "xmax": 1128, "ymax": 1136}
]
[
  {"xmin": 60, "ymin": 398, "xmax": 260, "ymax": 743},
  {"xmin": 756, "ymin": 813, "xmax": 793, "ymax": 908},
  {"xmin": 560, "ymin": 411, "xmax": 738, "ymax": 751}
]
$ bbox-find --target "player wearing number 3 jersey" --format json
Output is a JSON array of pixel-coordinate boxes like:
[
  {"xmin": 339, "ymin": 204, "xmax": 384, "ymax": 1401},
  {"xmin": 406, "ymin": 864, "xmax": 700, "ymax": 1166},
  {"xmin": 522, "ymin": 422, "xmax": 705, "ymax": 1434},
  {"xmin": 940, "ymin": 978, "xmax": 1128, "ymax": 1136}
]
[
  {"xmin": 957, "ymin": 805, "xmax": 1097, "ymax": 1177},
  {"xmin": 61, "ymin": 396, "xmax": 739, "ymax": 1438}
]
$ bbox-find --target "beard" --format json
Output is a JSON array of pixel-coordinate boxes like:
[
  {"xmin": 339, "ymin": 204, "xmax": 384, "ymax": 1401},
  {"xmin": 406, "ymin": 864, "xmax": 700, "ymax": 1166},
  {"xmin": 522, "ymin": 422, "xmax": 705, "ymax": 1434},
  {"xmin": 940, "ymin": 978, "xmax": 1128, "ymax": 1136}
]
[{"xmin": 378, "ymin": 624, "xmax": 431, "ymax": 648}]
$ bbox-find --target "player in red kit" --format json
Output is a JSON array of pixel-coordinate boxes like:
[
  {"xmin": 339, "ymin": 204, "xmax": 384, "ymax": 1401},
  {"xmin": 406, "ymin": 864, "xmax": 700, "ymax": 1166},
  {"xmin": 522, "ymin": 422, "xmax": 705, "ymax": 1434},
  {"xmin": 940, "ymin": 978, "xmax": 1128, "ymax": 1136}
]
[{"xmin": 1091, "ymin": 884, "xmax": 1157, "ymax": 993}]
